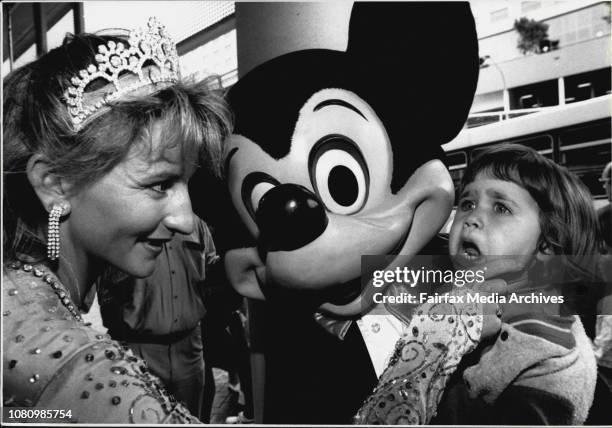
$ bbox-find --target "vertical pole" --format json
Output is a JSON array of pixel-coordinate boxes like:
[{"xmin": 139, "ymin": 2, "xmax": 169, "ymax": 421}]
[
  {"xmin": 235, "ymin": 2, "xmax": 353, "ymax": 77},
  {"xmin": 73, "ymin": 3, "xmax": 85, "ymax": 34},
  {"xmin": 33, "ymin": 3, "xmax": 48, "ymax": 56},
  {"xmin": 493, "ymin": 62, "xmax": 510, "ymax": 120},
  {"xmin": 5, "ymin": 5, "xmax": 15, "ymax": 70},
  {"xmin": 558, "ymin": 76, "xmax": 566, "ymax": 105},
  {"xmin": 502, "ymin": 88, "xmax": 510, "ymax": 119}
]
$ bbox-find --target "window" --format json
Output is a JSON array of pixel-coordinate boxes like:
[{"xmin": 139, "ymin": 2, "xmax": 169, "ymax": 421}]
[
  {"xmin": 510, "ymin": 80, "xmax": 559, "ymax": 109},
  {"xmin": 521, "ymin": 1, "xmax": 541, "ymax": 13},
  {"xmin": 47, "ymin": 10, "xmax": 75, "ymax": 51},
  {"xmin": 515, "ymin": 134, "xmax": 554, "ymax": 158},
  {"xmin": 445, "ymin": 151, "xmax": 467, "ymax": 171},
  {"xmin": 564, "ymin": 67, "xmax": 612, "ymax": 104},
  {"xmin": 546, "ymin": 3, "xmax": 611, "ymax": 47},
  {"xmin": 444, "ymin": 151, "xmax": 467, "ymax": 201},
  {"xmin": 467, "ymin": 107, "xmax": 505, "ymax": 129},
  {"xmin": 519, "ymin": 94, "xmax": 536, "ymax": 108},
  {"xmin": 180, "ymin": 29, "xmax": 237, "ymax": 86},
  {"xmin": 559, "ymin": 121, "xmax": 611, "ymax": 197},
  {"xmin": 491, "ymin": 7, "xmax": 509, "ymax": 22},
  {"xmin": 470, "ymin": 135, "xmax": 553, "ymax": 162},
  {"xmin": 171, "ymin": 2, "xmax": 234, "ymax": 43},
  {"xmin": 82, "ymin": 2, "xmax": 234, "ymax": 42}
]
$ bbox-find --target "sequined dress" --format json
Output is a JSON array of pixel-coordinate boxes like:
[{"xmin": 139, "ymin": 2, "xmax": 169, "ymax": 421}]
[
  {"xmin": 354, "ymin": 289, "xmax": 483, "ymax": 424},
  {"xmin": 2, "ymin": 262, "xmax": 200, "ymax": 424}
]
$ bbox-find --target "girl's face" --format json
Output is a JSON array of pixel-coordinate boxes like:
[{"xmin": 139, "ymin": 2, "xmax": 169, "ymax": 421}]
[
  {"xmin": 449, "ymin": 173, "xmax": 542, "ymax": 271},
  {"xmin": 64, "ymin": 122, "xmax": 195, "ymax": 277}
]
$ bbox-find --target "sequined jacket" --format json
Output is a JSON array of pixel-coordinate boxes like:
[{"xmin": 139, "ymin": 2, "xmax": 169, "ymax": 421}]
[
  {"xmin": 2, "ymin": 263, "xmax": 200, "ymax": 424},
  {"xmin": 354, "ymin": 288, "xmax": 483, "ymax": 424}
]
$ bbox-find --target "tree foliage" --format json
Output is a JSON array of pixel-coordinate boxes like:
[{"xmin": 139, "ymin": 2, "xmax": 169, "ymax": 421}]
[{"xmin": 514, "ymin": 17, "xmax": 550, "ymax": 55}]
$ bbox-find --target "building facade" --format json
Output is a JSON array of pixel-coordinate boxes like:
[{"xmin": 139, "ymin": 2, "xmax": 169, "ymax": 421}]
[{"xmin": 445, "ymin": 0, "xmax": 611, "ymax": 202}]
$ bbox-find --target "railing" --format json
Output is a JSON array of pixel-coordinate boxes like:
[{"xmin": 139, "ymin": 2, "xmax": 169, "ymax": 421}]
[
  {"xmin": 183, "ymin": 68, "xmax": 238, "ymax": 88},
  {"xmin": 466, "ymin": 106, "xmax": 549, "ymax": 128}
]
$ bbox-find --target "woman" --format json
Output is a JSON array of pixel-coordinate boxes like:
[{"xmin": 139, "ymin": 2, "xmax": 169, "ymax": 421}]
[{"xmin": 3, "ymin": 17, "xmax": 231, "ymax": 423}]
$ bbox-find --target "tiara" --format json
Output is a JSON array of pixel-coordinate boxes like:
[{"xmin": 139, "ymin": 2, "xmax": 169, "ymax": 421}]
[{"xmin": 64, "ymin": 17, "xmax": 180, "ymax": 131}]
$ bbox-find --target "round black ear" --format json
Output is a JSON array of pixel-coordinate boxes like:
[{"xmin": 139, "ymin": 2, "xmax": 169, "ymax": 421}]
[{"xmin": 346, "ymin": 2, "xmax": 479, "ymax": 192}]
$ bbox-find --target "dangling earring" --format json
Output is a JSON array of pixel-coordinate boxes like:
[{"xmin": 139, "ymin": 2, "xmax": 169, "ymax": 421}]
[{"xmin": 47, "ymin": 204, "xmax": 64, "ymax": 261}]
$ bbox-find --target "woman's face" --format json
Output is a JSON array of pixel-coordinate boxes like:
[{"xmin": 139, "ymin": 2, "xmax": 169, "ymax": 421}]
[{"xmin": 64, "ymin": 122, "xmax": 195, "ymax": 277}]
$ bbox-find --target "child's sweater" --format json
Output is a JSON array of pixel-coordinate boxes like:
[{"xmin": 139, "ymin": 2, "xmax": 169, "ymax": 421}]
[{"xmin": 433, "ymin": 313, "xmax": 597, "ymax": 425}]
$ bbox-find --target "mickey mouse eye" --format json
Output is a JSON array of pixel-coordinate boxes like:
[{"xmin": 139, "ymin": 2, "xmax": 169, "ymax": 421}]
[
  {"xmin": 309, "ymin": 135, "xmax": 369, "ymax": 215},
  {"xmin": 251, "ymin": 181, "xmax": 275, "ymax": 212}
]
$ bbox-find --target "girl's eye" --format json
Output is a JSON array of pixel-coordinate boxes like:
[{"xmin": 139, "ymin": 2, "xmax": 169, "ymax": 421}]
[
  {"xmin": 459, "ymin": 199, "xmax": 475, "ymax": 211},
  {"xmin": 494, "ymin": 202, "xmax": 511, "ymax": 215}
]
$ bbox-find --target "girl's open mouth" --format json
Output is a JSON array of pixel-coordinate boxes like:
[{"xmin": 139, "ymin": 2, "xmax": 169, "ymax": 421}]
[
  {"xmin": 459, "ymin": 239, "xmax": 484, "ymax": 265},
  {"xmin": 462, "ymin": 240, "xmax": 480, "ymax": 258}
]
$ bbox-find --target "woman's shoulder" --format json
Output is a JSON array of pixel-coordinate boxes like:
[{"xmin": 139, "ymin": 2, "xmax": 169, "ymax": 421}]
[{"xmin": 3, "ymin": 262, "xmax": 199, "ymax": 423}]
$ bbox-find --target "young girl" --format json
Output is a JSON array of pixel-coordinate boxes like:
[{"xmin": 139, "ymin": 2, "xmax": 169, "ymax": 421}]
[
  {"xmin": 438, "ymin": 143, "xmax": 602, "ymax": 424},
  {"xmin": 357, "ymin": 144, "xmax": 602, "ymax": 424}
]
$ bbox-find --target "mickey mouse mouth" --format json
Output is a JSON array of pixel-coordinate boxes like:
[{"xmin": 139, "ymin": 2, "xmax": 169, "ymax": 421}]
[
  {"xmin": 325, "ymin": 277, "xmax": 363, "ymax": 305},
  {"xmin": 324, "ymin": 231, "xmax": 410, "ymax": 306}
]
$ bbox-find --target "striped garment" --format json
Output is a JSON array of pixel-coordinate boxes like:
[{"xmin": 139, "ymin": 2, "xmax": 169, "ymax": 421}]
[
  {"xmin": 507, "ymin": 313, "xmax": 576, "ymax": 349},
  {"xmin": 462, "ymin": 313, "xmax": 597, "ymax": 424}
]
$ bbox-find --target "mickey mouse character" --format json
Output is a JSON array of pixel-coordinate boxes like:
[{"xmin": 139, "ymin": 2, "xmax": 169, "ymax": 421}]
[{"xmin": 224, "ymin": 2, "xmax": 480, "ymax": 423}]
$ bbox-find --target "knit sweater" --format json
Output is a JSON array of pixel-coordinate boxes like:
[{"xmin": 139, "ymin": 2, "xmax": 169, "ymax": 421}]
[{"xmin": 433, "ymin": 313, "xmax": 597, "ymax": 425}]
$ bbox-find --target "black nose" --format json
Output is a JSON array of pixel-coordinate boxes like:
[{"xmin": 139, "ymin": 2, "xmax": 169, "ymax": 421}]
[{"xmin": 256, "ymin": 183, "xmax": 328, "ymax": 251}]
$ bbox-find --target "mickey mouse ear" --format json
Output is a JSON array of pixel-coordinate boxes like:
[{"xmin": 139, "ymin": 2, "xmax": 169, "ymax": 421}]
[{"xmin": 347, "ymin": 1, "xmax": 479, "ymax": 146}]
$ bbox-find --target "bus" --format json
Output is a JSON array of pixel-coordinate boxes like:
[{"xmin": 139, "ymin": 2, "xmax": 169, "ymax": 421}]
[{"xmin": 443, "ymin": 96, "xmax": 611, "ymax": 207}]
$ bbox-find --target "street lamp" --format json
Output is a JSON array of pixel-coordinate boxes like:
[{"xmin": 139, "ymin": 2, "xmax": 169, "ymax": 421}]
[{"xmin": 481, "ymin": 54, "xmax": 509, "ymax": 120}]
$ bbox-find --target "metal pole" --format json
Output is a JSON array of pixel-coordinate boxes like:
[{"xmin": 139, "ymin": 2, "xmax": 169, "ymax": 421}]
[
  {"xmin": 558, "ymin": 76, "xmax": 566, "ymax": 106},
  {"xmin": 491, "ymin": 62, "xmax": 509, "ymax": 120},
  {"xmin": 73, "ymin": 3, "xmax": 85, "ymax": 34},
  {"xmin": 6, "ymin": 5, "xmax": 15, "ymax": 70},
  {"xmin": 484, "ymin": 55, "xmax": 509, "ymax": 120},
  {"xmin": 33, "ymin": 3, "xmax": 48, "ymax": 56}
]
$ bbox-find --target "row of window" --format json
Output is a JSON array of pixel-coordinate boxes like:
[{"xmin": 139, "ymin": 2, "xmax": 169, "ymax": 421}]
[
  {"xmin": 481, "ymin": 2, "xmax": 610, "ymax": 64},
  {"xmin": 491, "ymin": 1, "xmax": 542, "ymax": 23},
  {"xmin": 445, "ymin": 120, "xmax": 611, "ymax": 200},
  {"xmin": 469, "ymin": 67, "xmax": 611, "ymax": 128},
  {"xmin": 514, "ymin": 67, "xmax": 611, "ymax": 109}
]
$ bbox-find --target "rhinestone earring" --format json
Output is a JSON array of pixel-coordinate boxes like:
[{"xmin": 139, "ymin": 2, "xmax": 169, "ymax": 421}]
[{"xmin": 47, "ymin": 204, "xmax": 64, "ymax": 261}]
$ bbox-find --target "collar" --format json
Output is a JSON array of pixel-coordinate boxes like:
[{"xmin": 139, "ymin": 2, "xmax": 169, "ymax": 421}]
[
  {"xmin": 313, "ymin": 312, "xmax": 353, "ymax": 340},
  {"xmin": 12, "ymin": 219, "xmax": 47, "ymax": 263}
]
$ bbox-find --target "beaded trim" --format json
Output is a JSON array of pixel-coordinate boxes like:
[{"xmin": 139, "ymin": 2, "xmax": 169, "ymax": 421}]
[{"xmin": 7, "ymin": 261, "xmax": 83, "ymax": 323}]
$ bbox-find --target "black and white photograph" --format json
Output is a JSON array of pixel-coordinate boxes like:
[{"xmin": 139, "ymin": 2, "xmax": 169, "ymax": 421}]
[{"xmin": 2, "ymin": 1, "xmax": 611, "ymax": 425}]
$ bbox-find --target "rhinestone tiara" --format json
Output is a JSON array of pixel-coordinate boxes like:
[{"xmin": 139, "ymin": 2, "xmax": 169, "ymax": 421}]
[{"xmin": 64, "ymin": 17, "xmax": 180, "ymax": 131}]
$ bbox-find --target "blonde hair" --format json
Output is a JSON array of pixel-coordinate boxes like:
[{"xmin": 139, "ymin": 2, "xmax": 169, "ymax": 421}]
[{"xmin": 3, "ymin": 32, "xmax": 233, "ymax": 261}]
